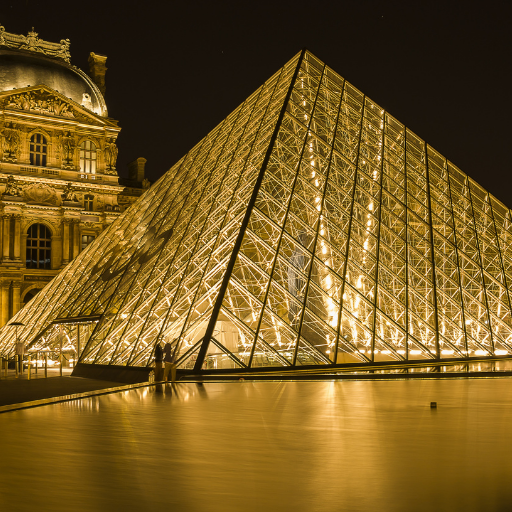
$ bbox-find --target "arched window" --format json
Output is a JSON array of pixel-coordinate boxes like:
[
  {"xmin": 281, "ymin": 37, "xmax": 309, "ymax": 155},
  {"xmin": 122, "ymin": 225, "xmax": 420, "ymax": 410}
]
[
  {"xmin": 80, "ymin": 140, "xmax": 97, "ymax": 173},
  {"xmin": 26, "ymin": 224, "xmax": 52, "ymax": 269},
  {"xmin": 23, "ymin": 288, "xmax": 42, "ymax": 305},
  {"xmin": 30, "ymin": 133, "xmax": 47, "ymax": 167}
]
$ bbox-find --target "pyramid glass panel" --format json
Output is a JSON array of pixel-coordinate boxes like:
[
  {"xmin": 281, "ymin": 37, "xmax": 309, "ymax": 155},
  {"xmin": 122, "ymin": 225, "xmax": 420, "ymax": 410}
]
[{"xmin": 2, "ymin": 49, "xmax": 512, "ymax": 375}]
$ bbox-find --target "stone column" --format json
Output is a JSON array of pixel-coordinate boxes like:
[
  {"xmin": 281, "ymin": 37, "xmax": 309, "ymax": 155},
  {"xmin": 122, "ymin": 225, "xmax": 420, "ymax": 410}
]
[
  {"xmin": 73, "ymin": 222, "xmax": 80, "ymax": 259},
  {"xmin": 13, "ymin": 215, "xmax": 21, "ymax": 260},
  {"xmin": 1, "ymin": 282, "xmax": 9, "ymax": 327},
  {"xmin": 52, "ymin": 235, "xmax": 62, "ymax": 269},
  {"xmin": 21, "ymin": 233, "xmax": 28, "ymax": 267},
  {"xmin": 62, "ymin": 221, "xmax": 70, "ymax": 265},
  {"xmin": 12, "ymin": 282, "xmax": 20, "ymax": 316},
  {"xmin": 2, "ymin": 216, "xmax": 10, "ymax": 261}
]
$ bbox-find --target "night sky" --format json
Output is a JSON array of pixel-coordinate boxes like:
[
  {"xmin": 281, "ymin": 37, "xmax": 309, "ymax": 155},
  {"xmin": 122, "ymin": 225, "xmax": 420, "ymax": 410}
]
[{"xmin": 3, "ymin": 1, "xmax": 512, "ymax": 205}]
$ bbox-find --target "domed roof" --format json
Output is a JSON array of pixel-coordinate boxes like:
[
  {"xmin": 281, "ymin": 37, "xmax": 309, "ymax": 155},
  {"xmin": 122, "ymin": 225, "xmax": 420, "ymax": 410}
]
[{"xmin": 0, "ymin": 48, "xmax": 107, "ymax": 117}]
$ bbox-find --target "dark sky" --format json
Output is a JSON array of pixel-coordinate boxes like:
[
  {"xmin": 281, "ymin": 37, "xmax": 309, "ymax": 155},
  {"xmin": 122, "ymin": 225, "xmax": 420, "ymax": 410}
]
[{"xmin": 3, "ymin": 1, "xmax": 512, "ymax": 205}]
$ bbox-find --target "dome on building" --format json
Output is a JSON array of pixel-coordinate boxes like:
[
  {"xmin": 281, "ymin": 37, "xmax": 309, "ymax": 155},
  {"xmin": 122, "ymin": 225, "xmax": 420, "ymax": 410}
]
[{"xmin": 0, "ymin": 48, "xmax": 107, "ymax": 116}]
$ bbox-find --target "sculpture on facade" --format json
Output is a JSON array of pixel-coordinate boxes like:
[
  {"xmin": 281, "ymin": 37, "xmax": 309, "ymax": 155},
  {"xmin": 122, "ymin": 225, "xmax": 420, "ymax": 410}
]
[
  {"xmin": 105, "ymin": 138, "xmax": 118, "ymax": 173},
  {"xmin": 62, "ymin": 183, "xmax": 79, "ymax": 202},
  {"xmin": 58, "ymin": 131, "xmax": 76, "ymax": 169},
  {"xmin": 1, "ymin": 124, "xmax": 21, "ymax": 163},
  {"xmin": 5, "ymin": 90, "xmax": 76, "ymax": 118},
  {"xmin": 3, "ymin": 175, "xmax": 22, "ymax": 197},
  {"xmin": 0, "ymin": 25, "xmax": 71, "ymax": 62},
  {"xmin": 57, "ymin": 39, "xmax": 70, "ymax": 61}
]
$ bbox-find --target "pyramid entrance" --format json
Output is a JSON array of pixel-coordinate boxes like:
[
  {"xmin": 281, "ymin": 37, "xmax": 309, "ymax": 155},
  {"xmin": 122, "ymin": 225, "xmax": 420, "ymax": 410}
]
[{"xmin": 2, "ymin": 49, "xmax": 512, "ymax": 378}]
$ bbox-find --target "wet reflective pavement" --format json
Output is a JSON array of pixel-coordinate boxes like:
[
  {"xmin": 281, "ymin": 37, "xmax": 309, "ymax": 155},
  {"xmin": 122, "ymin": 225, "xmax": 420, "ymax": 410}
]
[{"xmin": 1, "ymin": 379, "xmax": 512, "ymax": 511}]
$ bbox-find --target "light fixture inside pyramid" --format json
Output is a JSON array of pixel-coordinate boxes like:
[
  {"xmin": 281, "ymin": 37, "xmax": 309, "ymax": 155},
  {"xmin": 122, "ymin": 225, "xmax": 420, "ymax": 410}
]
[{"xmin": 2, "ymin": 49, "xmax": 512, "ymax": 374}]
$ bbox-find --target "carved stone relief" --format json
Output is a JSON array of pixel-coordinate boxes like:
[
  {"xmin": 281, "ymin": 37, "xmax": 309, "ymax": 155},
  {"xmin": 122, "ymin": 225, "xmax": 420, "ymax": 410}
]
[
  {"xmin": 23, "ymin": 183, "xmax": 59, "ymax": 205},
  {"xmin": 0, "ymin": 26, "xmax": 71, "ymax": 63},
  {"xmin": 5, "ymin": 90, "xmax": 76, "ymax": 118},
  {"xmin": 95, "ymin": 195, "xmax": 104, "ymax": 210},
  {"xmin": 61, "ymin": 183, "xmax": 79, "ymax": 202},
  {"xmin": 2, "ymin": 175, "xmax": 22, "ymax": 197}
]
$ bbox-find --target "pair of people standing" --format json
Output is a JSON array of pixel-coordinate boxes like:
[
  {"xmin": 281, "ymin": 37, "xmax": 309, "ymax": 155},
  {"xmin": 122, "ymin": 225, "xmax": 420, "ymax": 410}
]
[{"xmin": 154, "ymin": 342, "xmax": 176, "ymax": 382}]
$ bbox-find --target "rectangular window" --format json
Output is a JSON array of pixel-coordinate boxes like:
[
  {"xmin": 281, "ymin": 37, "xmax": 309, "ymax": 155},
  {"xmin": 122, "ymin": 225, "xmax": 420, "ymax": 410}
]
[
  {"xmin": 84, "ymin": 195, "xmax": 94, "ymax": 211},
  {"xmin": 81, "ymin": 235, "xmax": 95, "ymax": 251},
  {"xmin": 30, "ymin": 134, "xmax": 47, "ymax": 167},
  {"xmin": 80, "ymin": 141, "xmax": 97, "ymax": 173}
]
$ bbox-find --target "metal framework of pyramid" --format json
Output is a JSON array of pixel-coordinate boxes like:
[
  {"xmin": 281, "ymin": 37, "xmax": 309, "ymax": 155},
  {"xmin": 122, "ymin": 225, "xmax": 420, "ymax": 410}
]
[{"xmin": 2, "ymin": 49, "xmax": 512, "ymax": 375}]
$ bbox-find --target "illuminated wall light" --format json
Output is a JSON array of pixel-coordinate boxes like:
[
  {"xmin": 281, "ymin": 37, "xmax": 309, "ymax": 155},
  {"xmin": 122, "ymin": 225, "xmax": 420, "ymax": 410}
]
[
  {"xmin": 441, "ymin": 350, "xmax": 454, "ymax": 355},
  {"xmin": 474, "ymin": 350, "xmax": 487, "ymax": 356},
  {"xmin": 397, "ymin": 350, "xmax": 405, "ymax": 355},
  {"xmin": 410, "ymin": 350, "xmax": 421, "ymax": 355},
  {"xmin": 495, "ymin": 350, "xmax": 508, "ymax": 355}
]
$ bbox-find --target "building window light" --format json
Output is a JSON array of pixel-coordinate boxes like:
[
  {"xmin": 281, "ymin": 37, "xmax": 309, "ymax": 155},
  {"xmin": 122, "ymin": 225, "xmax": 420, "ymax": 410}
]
[
  {"xmin": 84, "ymin": 194, "xmax": 94, "ymax": 212},
  {"xmin": 80, "ymin": 140, "xmax": 97, "ymax": 174},
  {"xmin": 30, "ymin": 133, "xmax": 47, "ymax": 167},
  {"xmin": 26, "ymin": 223, "xmax": 51, "ymax": 269},
  {"xmin": 81, "ymin": 234, "xmax": 95, "ymax": 251}
]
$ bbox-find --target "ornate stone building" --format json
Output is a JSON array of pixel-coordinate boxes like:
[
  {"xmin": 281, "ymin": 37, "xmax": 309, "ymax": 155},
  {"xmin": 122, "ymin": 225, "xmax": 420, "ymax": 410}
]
[{"xmin": 0, "ymin": 26, "xmax": 145, "ymax": 326}]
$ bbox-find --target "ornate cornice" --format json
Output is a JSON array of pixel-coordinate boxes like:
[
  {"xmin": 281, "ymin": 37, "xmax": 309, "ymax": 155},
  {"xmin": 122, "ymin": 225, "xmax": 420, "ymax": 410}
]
[{"xmin": 0, "ymin": 26, "xmax": 70, "ymax": 63}]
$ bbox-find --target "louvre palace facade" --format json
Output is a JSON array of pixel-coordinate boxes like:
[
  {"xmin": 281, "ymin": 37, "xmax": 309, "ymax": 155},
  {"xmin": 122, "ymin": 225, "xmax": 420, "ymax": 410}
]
[
  {"xmin": 0, "ymin": 48, "xmax": 511, "ymax": 379},
  {"xmin": 0, "ymin": 26, "xmax": 146, "ymax": 327}
]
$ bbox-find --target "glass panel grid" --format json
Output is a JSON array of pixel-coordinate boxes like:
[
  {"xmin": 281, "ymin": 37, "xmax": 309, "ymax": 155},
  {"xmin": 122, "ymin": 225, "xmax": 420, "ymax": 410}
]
[{"xmin": 3, "ymin": 50, "xmax": 512, "ymax": 371}]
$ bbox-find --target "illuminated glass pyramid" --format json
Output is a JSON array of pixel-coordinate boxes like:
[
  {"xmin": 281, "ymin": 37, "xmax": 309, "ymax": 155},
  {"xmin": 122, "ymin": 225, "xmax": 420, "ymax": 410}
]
[{"xmin": 2, "ymin": 49, "xmax": 512, "ymax": 374}]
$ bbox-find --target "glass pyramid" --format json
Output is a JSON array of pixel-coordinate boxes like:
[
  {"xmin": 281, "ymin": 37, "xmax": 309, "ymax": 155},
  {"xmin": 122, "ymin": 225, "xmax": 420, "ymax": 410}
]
[{"xmin": 2, "ymin": 49, "xmax": 512, "ymax": 373}]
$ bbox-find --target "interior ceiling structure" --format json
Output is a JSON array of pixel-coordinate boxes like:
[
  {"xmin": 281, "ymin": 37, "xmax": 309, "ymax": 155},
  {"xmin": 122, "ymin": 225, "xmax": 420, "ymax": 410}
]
[{"xmin": 1, "ymin": 49, "xmax": 512, "ymax": 373}]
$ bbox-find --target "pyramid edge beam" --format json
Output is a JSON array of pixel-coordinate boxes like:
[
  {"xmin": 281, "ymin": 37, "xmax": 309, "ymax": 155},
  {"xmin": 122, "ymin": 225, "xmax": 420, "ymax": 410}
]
[{"xmin": 193, "ymin": 49, "xmax": 307, "ymax": 371}]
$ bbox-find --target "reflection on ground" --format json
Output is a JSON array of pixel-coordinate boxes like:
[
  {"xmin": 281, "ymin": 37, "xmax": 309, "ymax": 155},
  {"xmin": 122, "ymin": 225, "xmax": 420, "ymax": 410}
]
[{"xmin": 1, "ymin": 379, "xmax": 512, "ymax": 511}]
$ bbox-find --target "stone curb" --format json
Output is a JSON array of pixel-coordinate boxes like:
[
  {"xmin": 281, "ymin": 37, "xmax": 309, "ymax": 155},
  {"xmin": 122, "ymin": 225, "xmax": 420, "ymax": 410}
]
[{"xmin": 0, "ymin": 380, "xmax": 160, "ymax": 414}]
